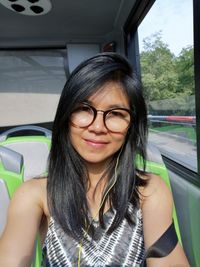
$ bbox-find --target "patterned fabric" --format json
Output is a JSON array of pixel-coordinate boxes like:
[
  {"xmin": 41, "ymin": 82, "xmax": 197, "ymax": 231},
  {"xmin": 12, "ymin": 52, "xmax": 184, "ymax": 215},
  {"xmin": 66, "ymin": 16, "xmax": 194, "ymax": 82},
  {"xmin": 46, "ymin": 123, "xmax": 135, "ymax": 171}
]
[{"xmin": 42, "ymin": 206, "xmax": 145, "ymax": 267}]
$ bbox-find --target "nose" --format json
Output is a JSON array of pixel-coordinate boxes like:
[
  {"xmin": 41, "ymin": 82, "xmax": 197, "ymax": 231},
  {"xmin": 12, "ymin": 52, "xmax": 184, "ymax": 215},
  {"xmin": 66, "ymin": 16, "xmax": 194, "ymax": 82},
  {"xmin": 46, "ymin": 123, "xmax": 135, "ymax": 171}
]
[{"xmin": 87, "ymin": 111, "xmax": 107, "ymax": 133}]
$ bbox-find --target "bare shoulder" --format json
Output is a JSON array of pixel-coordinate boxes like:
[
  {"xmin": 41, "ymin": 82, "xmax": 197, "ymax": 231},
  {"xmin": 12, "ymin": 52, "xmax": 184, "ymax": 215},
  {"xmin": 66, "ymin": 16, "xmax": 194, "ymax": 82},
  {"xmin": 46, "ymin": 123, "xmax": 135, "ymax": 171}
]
[
  {"xmin": 13, "ymin": 177, "xmax": 46, "ymax": 199},
  {"xmin": 11, "ymin": 177, "xmax": 48, "ymax": 215},
  {"xmin": 0, "ymin": 177, "xmax": 48, "ymax": 266},
  {"xmin": 140, "ymin": 173, "xmax": 173, "ymax": 212},
  {"xmin": 139, "ymin": 173, "xmax": 174, "ymax": 249}
]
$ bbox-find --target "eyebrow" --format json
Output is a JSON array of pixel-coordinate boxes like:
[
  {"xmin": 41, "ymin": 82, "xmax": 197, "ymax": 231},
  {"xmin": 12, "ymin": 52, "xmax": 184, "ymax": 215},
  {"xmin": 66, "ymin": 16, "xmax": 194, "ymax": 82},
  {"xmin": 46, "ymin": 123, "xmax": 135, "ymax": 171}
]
[{"xmin": 82, "ymin": 100, "xmax": 130, "ymax": 110}]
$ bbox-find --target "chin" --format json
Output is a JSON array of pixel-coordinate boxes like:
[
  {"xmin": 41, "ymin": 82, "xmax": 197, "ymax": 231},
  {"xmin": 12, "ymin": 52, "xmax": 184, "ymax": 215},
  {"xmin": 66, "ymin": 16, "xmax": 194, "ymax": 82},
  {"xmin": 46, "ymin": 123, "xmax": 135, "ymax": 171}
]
[{"xmin": 81, "ymin": 154, "xmax": 112, "ymax": 166}]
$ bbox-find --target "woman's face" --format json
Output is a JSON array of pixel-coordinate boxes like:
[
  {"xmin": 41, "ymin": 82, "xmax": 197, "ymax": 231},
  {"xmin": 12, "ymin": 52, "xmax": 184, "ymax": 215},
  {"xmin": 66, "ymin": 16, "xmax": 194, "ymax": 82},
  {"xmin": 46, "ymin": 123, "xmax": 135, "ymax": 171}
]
[{"xmin": 69, "ymin": 81, "xmax": 130, "ymax": 170}]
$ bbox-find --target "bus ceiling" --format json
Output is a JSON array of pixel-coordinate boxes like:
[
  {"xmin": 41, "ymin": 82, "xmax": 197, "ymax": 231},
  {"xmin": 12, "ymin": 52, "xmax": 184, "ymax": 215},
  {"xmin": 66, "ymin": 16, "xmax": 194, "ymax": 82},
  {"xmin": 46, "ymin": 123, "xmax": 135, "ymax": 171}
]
[{"xmin": 0, "ymin": 0, "xmax": 138, "ymax": 49}]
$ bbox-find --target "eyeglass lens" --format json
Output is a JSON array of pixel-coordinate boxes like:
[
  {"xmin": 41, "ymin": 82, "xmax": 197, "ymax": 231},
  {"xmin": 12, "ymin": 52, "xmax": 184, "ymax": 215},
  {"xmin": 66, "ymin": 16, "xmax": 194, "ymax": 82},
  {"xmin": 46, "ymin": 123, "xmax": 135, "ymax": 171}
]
[{"xmin": 71, "ymin": 104, "xmax": 130, "ymax": 132}]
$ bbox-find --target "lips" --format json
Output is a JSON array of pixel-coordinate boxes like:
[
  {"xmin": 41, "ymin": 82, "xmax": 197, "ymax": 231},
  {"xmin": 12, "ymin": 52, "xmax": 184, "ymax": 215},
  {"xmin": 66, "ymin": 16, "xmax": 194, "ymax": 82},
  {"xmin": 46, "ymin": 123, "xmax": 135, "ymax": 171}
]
[{"xmin": 84, "ymin": 138, "xmax": 109, "ymax": 148}]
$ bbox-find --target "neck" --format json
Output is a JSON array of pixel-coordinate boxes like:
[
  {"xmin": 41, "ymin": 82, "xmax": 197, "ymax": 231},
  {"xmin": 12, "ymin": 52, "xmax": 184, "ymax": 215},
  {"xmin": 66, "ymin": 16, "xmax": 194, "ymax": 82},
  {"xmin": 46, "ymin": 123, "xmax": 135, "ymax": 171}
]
[
  {"xmin": 85, "ymin": 158, "xmax": 117, "ymax": 219},
  {"xmin": 85, "ymin": 160, "xmax": 110, "ymax": 202},
  {"xmin": 87, "ymin": 165, "xmax": 108, "ymax": 191},
  {"xmin": 85, "ymin": 156, "xmax": 111, "ymax": 181},
  {"xmin": 86, "ymin": 169, "xmax": 110, "ymax": 219}
]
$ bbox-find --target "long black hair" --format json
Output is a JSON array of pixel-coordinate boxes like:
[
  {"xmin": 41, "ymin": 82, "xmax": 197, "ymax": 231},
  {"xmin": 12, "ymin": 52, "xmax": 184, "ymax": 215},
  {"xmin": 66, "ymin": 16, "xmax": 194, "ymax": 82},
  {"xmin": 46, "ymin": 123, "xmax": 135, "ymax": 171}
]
[{"xmin": 47, "ymin": 52, "xmax": 148, "ymax": 240}]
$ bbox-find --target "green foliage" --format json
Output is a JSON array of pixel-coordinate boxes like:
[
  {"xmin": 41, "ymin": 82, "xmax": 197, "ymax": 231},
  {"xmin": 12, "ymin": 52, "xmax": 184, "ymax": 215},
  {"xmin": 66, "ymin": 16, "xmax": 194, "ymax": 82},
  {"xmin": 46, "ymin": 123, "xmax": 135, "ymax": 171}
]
[
  {"xmin": 140, "ymin": 32, "xmax": 194, "ymax": 114},
  {"xmin": 175, "ymin": 46, "xmax": 194, "ymax": 95}
]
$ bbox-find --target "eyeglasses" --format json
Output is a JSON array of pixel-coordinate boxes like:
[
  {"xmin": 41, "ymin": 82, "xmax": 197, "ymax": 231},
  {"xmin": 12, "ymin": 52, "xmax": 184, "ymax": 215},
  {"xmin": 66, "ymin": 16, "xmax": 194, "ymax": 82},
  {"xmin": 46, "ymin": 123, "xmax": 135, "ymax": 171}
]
[{"xmin": 70, "ymin": 103, "xmax": 131, "ymax": 133}]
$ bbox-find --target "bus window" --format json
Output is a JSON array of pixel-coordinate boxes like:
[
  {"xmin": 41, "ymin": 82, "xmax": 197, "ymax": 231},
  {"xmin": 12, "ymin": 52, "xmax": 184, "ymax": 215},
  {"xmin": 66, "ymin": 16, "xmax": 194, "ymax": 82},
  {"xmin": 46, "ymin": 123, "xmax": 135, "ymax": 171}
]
[
  {"xmin": 138, "ymin": 0, "xmax": 195, "ymax": 171},
  {"xmin": 0, "ymin": 49, "xmax": 67, "ymax": 127}
]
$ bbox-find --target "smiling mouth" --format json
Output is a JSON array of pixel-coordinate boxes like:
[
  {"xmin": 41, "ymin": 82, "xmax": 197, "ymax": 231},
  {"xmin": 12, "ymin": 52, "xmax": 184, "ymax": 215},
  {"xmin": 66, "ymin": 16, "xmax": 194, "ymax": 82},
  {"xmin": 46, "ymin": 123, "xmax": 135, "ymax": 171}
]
[{"xmin": 84, "ymin": 138, "xmax": 109, "ymax": 147}]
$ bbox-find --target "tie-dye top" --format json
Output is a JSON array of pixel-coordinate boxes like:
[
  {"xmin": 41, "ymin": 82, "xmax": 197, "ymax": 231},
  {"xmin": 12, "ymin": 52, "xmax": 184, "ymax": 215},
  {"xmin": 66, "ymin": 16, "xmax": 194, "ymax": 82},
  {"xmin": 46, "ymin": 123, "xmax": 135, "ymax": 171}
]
[{"xmin": 42, "ymin": 206, "xmax": 145, "ymax": 267}]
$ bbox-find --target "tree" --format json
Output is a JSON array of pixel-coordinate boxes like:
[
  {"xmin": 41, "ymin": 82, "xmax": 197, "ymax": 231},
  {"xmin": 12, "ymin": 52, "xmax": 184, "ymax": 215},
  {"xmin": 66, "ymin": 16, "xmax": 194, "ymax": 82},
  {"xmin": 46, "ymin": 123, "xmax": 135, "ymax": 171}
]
[
  {"xmin": 140, "ymin": 32, "xmax": 179, "ymax": 103},
  {"xmin": 140, "ymin": 32, "xmax": 194, "ymax": 115},
  {"xmin": 175, "ymin": 46, "xmax": 194, "ymax": 95}
]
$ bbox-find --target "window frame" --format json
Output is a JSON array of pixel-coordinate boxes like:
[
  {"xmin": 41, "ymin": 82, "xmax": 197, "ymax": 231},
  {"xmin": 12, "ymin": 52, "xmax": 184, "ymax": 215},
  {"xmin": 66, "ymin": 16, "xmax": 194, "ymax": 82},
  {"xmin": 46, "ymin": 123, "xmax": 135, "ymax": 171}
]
[{"xmin": 124, "ymin": 0, "xmax": 200, "ymax": 178}]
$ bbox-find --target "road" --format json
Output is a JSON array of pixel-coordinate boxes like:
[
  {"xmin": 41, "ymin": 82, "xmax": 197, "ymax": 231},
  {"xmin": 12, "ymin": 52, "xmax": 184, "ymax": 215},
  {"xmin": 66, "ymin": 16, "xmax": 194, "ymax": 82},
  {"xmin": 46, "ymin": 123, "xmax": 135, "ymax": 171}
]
[{"xmin": 149, "ymin": 131, "xmax": 197, "ymax": 171}]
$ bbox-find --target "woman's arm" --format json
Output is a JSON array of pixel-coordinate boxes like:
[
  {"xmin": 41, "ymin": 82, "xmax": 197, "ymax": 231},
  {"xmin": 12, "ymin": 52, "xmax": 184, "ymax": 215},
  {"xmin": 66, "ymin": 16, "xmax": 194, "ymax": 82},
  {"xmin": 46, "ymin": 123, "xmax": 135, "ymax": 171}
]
[
  {"xmin": 142, "ymin": 174, "xmax": 190, "ymax": 267},
  {"xmin": 0, "ymin": 179, "xmax": 44, "ymax": 267}
]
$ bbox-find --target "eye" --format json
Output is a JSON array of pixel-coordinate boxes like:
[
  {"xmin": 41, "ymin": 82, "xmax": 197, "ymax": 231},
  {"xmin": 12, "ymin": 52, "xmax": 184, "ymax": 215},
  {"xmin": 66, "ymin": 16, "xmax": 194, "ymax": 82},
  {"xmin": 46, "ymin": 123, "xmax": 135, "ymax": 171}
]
[
  {"xmin": 108, "ymin": 110, "xmax": 127, "ymax": 118},
  {"xmin": 73, "ymin": 105, "xmax": 93, "ymax": 114},
  {"xmin": 110, "ymin": 111, "xmax": 120, "ymax": 117}
]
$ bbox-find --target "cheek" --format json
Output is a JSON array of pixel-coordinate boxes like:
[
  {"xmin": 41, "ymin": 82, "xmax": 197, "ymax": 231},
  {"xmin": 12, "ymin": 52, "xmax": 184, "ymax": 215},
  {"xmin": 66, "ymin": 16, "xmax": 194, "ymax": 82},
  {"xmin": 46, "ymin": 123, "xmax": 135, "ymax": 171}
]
[
  {"xmin": 69, "ymin": 127, "xmax": 80, "ymax": 150},
  {"xmin": 110, "ymin": 133, "xmax": 128, "ymax": 152},
  {"xmin": 113, "ymin": 130, "xmax": 128, "ymax": 143}
]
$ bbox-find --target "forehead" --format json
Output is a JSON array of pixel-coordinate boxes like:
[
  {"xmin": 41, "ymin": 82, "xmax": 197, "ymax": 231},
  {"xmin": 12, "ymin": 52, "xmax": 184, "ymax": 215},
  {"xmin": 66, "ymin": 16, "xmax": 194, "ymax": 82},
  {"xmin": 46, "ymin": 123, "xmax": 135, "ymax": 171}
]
[{"xmin": 87, "ymin": 82, "xmax": 129, "ymax": 108}]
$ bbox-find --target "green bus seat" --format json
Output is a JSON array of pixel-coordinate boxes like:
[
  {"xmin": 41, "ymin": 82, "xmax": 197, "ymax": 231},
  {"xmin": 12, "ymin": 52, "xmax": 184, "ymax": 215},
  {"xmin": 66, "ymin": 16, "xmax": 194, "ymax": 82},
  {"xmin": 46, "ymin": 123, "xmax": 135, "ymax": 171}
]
[
  {"xmin": 0, "ymin": 126, "xmax": 51, "ymax": 181},
  {"xmin": 0, "ymin": 179, "xmax": 12, "ymax": 236},
  {"xmin": 0, "ymin": 146, "xmax": 24, "ymax": 248},
  {"xmin": 0, "ymin": 126, "xmax": 51, "ymax": 267}
]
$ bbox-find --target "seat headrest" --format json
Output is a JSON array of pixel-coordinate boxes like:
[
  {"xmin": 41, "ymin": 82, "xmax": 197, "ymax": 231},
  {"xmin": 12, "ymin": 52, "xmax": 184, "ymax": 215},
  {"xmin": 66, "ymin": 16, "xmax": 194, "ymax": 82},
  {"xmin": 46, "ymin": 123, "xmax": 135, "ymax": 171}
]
[{"xmin": 0, "ymin": 145, "xmax": 23, "ymax": 174}]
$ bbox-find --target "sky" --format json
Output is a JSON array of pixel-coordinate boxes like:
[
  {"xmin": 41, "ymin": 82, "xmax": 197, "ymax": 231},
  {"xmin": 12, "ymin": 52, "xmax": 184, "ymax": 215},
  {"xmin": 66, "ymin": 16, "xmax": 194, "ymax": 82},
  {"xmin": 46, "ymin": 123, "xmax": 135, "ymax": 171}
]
[{"xmin": 138, "ymin": 0, "xmax": 193, "ymax": 56}]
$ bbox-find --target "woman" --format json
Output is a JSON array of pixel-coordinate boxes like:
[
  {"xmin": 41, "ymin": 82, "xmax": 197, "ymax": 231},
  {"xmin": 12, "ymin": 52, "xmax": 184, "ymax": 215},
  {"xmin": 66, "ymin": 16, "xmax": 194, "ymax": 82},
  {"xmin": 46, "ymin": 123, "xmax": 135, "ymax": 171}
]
[{"xmin": 0, "ymin": 53, "xmax": 190, "ymax": 267}]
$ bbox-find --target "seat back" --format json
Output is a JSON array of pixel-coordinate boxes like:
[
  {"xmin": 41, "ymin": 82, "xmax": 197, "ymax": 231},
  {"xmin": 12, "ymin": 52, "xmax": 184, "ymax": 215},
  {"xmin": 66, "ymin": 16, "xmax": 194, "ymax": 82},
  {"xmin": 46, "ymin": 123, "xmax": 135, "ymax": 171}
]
[
  {"xmin": 0, "ymin": 126, "xmax": 51, "ymax": 180},
  {"xmin": 0, "ymin": 146, "xmax": 23, "ymax": 235},
  {"xmin": 0, "ymin": 126, "xmax": 51, "ymax": 267},
  {"xmin": 0, "ymin": 180, "xmax": 10, "ymax": 236}
]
